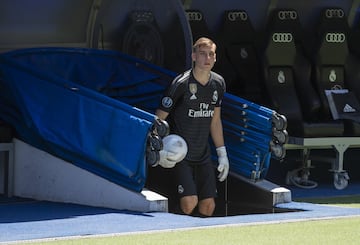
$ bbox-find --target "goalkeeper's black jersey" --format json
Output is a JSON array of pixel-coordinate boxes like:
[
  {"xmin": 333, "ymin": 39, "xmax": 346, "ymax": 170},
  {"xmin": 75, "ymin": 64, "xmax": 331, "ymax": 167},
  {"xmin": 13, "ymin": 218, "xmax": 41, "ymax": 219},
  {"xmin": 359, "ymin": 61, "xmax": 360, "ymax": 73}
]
[{"xmin": 159, "ymin": 69, "xmax": 226, "ymax": 163}]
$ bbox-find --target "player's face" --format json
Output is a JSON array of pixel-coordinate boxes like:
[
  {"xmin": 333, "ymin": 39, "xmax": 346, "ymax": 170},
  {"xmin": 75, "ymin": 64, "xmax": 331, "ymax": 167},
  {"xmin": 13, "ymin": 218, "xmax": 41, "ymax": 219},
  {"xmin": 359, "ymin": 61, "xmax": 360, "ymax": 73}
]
[{"xmin": 192, "ymin": 45, "xmax": 216, "ymax": 71}]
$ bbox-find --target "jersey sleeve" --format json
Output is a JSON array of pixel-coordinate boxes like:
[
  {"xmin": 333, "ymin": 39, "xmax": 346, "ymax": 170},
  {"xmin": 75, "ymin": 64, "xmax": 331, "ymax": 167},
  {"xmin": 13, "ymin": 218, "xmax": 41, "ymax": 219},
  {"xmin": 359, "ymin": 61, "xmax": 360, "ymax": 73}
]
[
  {"xmin": 215, "ymin": 73, "xmax": 226, "ymax": 107},
  {"xmin": 158, "ymin": 74, "xmax": 186, "ymax": 113}
]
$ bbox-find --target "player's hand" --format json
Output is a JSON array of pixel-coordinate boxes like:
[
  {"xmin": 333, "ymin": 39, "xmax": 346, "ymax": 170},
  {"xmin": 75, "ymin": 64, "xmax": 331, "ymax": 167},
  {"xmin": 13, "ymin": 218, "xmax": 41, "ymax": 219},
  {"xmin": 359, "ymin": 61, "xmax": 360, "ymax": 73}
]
[
  {"xmin": 159, "ymin": 150, "xmax": 178, "ymax": 168},
  {"xmin": 158, "ymin": 134, "xmax": 187, "ymax": 168},
  {"xmin": 216, "ymin": 146, "xmax": 229, "ymax": 182}
]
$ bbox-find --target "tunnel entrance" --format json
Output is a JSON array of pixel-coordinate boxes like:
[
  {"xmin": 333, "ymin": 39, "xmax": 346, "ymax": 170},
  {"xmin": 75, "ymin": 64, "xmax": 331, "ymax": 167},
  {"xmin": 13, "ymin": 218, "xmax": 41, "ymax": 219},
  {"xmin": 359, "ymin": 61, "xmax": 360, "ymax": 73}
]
[
  {"xmin": 214, "ymin": 201, "xmax": 303, "ymax": 217},
  {"xmin": 146, "ymin": 166, "xmax": 303, "ymax": 217}
]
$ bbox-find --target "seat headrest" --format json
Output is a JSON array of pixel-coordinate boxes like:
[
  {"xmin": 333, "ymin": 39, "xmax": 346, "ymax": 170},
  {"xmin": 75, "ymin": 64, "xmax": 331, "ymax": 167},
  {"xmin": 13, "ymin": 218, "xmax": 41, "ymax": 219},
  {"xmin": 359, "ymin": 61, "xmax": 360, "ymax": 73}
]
[
  {"xmin": 318, "ymin": 8, "xmax": 349, "ymax": 33},
  {"xmin": 186, "ymin": 10, "xmax": 211, "ymax": 40},
  {"xmin": 316, "ymin": 8, "xmax": 349, "ymax": 65},
  {"xmin": 221, "ymin": 10, "xmax": 255, "ymax": 42},
  {"xmin": 264, "ymin": 9, "xmax": 300, "ymax": 65},
  {"xmin": 265, "ymin": 32, "xmax": 296, "ymax": 65},
  {"xmin": 266, "ymin": 9, "xmax": 303, "ymax": 42}
]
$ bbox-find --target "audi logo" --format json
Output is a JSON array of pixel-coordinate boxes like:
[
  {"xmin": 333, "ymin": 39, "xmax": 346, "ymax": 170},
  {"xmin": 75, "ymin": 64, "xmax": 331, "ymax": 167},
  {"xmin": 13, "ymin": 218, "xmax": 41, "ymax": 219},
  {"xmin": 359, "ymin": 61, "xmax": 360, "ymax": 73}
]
[
  {"xmin": 186, "ymin": 11, "xmax": 202, "ymax": 21},
  {"xmin": 131, "ymin": 11, "xmax": 154, "ymax": 22},
  {"xmin": 227, "ymin": 11, "xmax": 248, "ymax": 21},
  {"xmin": 278, "ymin": 10, "xmax": 297, "ymax": 20},
  {"xmin": 325, "ymin": 8, "xmax": 344, "ymax": 19},
  {"xmin": 272, "ymin": 33, "xmax": 293, "ymax": 43},
  {"xmin": 325, "ymin": 33, "xmax": 346, "ymax": 43}
]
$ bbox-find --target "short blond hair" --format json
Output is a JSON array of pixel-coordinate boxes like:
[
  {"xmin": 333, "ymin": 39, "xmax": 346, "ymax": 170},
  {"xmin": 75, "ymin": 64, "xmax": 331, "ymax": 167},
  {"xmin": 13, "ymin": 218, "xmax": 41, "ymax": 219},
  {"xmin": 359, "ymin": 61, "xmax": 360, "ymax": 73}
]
[{"xmin": 192, "ymin": 37, "xmax": 216, "ymax": 52}]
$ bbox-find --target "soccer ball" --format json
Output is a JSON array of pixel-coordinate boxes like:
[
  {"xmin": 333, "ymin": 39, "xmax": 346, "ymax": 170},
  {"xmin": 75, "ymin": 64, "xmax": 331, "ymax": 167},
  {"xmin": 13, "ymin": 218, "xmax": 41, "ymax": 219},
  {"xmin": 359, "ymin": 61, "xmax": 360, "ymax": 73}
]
[{"xmin": 159, "ymin": 134, "xmax": 188, "ymax": 168}]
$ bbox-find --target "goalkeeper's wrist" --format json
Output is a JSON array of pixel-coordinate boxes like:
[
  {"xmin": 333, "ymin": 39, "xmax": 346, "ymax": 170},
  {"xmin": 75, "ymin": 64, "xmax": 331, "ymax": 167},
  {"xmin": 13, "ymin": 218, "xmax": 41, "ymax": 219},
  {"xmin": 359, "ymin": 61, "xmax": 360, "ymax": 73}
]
[{"xmin": 216, "ymin": 146, "xmax": 227, "ymax": 157}]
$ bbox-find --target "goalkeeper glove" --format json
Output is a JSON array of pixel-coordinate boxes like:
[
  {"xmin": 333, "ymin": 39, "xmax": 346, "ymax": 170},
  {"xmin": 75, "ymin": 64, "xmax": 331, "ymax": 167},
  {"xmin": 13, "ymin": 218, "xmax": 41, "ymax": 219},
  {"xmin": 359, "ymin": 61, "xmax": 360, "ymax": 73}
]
[{"xmin": 216, "ymin": 146, "xmax": 229, "ymax": 182}]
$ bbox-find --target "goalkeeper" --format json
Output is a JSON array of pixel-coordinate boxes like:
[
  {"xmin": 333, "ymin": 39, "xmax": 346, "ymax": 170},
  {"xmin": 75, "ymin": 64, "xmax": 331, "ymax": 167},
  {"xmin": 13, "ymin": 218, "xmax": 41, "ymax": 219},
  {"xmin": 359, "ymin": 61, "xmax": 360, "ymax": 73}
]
[{"xmin": 156, "ymin": 37, "xmax": 229, "ymax": 217}]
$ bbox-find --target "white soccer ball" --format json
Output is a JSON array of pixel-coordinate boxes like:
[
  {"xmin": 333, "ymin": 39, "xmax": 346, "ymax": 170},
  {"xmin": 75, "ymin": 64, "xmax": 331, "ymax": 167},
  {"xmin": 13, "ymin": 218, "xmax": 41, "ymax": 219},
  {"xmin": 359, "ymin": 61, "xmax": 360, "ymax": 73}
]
[{"xmin": 159, "ymin": 134, "xmax": 188, "ymax": 168}]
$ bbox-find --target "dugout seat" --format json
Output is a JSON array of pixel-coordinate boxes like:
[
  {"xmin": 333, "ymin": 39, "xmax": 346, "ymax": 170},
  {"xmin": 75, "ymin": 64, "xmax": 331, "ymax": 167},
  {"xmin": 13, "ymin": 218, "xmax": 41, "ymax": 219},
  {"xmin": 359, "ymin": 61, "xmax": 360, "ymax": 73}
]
[
  {"xmin": 346, "ymin": 14, "xmax": 360, "ymax": 101},
  {"xmin": 214, "ymin": 10, "xmax": 265, "ymax": 104},
  {"xmin": 185, "ymin": 10, "xmax": 213, "ymax": 41},
  {"xmin": 161, "ymin": 14, "xmax": 188, "ymax": 73},
  {"xmin": 311, "ymin": 8, "xmax": 360, "ymax": 135},
  {"xmin": 162, "ymin": 10, "xmax": 212, "ymax": 73},
  {"xmin": 261, "ymin": 9, "xmax": 344, "ymax": 137},
  {"xmin": 121, "ymin": 11, "xmax": 164, "ymax": 67}
]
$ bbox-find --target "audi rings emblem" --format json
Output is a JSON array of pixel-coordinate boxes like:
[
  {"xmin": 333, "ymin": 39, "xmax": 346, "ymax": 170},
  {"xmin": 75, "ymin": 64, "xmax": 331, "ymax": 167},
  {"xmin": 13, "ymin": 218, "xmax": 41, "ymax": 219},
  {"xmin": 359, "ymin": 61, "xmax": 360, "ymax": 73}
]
[
  {"xmin": 278, "ymin": 10, "xmax": 297, "ymax": 20},
  {"xmin": 228, "ymin": 11, "xmax": 248, "ymax": 21},
  {"xmin": 325, "ymin": 9, "xmax": 344, "ymax": 19},
  {"xmin": 130, "ymin": 11, "xmax": 154, "ymax": 22},
  {"xmin": 272, "ymin": 33, "xmax": 293, "ymax": 43},
  {"xmin": 186, "ymin": 11, "xmax": 202, "ymax": 21},
  {"xmin": 325, "ymin": 33, "xmax": 346, "ymax": 43}
]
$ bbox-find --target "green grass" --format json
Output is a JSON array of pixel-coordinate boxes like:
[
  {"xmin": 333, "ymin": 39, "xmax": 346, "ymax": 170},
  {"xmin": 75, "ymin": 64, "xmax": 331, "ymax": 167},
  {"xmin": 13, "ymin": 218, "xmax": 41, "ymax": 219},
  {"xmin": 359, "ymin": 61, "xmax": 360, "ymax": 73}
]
[
  {"xmin": 26, "ymin": 195, "xmax": 360, "ymax": 245},
  {"xmin": 28, "ymin": 217, "xmax": 360, "ymax": 245}
]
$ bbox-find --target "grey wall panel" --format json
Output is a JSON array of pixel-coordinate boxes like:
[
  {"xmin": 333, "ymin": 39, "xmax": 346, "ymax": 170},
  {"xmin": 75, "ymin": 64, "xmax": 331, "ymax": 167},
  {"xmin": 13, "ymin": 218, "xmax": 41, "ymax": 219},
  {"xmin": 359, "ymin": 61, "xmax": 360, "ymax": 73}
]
[{"xmin": 0, "ymin": 0, "xmax": 93, "ymax": 51}]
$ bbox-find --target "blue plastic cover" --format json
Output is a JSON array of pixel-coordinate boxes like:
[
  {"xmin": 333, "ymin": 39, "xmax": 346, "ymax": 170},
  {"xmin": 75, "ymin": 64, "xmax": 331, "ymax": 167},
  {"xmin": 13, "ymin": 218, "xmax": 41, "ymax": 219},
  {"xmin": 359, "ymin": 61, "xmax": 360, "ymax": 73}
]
[{"xmin": 0, "ymin": 48, "xmax": 175, "ymax": 192}]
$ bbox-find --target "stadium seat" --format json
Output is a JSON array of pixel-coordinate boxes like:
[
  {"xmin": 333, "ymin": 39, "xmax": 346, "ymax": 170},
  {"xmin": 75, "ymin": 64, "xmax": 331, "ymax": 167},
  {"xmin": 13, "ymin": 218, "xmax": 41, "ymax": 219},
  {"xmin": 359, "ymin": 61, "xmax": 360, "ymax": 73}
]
[
  {"xmin": 260, "ymin": 9, "xmax": 344, "ymax": 137},
  {"xmin": 347, "ymin": 13, "xmax": 360, "ymax": 101},
  {"xmin": 311, "ymin": 7, "xmax": 360, "ymax": 135},
  {"xmin": 185, "ymin": 10, "xmax": 213, "ymax": 41},
  {"xmin": 214, "ymin": 10, "xmax": 265, "ymax": 104},
  {"xmin": 121, "ymin": 11, "xmax": 164, "ymax": 66},
  {"xmin": 161, "ymin": 14, "xmax": 188, "ymax": 73},
  {"xmin": 162, "ymin": 9, "xmax": 212, "ymax": 73}
]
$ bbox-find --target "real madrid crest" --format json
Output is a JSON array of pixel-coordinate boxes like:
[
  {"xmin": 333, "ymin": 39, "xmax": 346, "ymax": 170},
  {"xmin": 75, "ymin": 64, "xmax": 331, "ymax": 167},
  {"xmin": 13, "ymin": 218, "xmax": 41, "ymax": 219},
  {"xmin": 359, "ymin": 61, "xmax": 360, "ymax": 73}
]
[
  {"xmin": 329, "ymin": 69, "xmax": 337, "ymax": 82},
  {"xmin": 212, "ymin": 90, "xmax": 218, "ymax": 103},
  {"xmin": 277, "ymin": 70, "xmax": 285, "ymax": 84},
  {"xmin": 189, "ymin": 83, "xmax": 197, "ymax": 100}
]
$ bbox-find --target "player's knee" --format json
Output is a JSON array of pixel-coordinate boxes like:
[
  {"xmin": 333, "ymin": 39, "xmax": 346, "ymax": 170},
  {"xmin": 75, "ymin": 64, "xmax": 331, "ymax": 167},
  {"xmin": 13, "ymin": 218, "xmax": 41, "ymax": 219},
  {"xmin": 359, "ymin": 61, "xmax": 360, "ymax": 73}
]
[
  {"xmin": 181, "ymin": 204, "xmax": 196, "ymax": 215},
  {"xmin": 180, "ymin": 196, "xmax": 198, "ymax": 215},
  {"xmin": 198, "ymin": 198, "xmax": 215, "ymax": 217}
]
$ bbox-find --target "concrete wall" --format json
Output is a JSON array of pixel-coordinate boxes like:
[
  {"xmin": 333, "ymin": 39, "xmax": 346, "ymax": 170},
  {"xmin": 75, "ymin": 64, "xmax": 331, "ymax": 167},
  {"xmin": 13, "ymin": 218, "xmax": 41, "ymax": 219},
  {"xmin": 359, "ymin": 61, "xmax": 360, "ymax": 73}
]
[{"xmin": 13, "ymin": 139, "xmax": 167, "ymax": 212}]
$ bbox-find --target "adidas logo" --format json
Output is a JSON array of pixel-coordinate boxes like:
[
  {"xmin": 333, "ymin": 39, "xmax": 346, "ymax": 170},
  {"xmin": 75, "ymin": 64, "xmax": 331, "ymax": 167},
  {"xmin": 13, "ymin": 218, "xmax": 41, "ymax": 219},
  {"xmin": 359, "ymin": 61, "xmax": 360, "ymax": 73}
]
[{"xmin": 343, "ymin": 103, "xmax": 356, "ymax": 113}]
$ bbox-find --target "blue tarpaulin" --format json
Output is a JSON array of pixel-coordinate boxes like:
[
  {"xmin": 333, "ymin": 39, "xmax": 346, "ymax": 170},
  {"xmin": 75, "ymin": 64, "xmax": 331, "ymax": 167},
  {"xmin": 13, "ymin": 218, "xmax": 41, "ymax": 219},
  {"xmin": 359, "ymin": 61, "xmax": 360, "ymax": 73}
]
[{"xmin": 0, "ymin": 48, "xmax": 170, "ymax": 192}]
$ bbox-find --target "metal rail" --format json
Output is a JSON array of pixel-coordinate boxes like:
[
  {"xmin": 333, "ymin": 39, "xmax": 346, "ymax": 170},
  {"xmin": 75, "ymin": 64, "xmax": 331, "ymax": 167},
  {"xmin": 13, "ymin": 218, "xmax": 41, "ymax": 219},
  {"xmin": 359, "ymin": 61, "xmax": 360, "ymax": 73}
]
[{"xmin": 285, "ymin": 137, "xmax": 360, "ymax": 189}]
